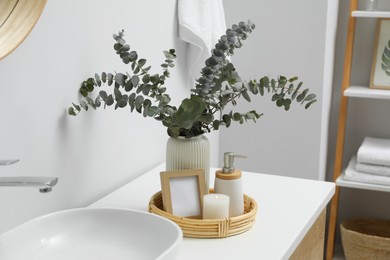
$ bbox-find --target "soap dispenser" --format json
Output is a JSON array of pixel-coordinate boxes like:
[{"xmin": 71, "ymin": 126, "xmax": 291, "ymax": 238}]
[{"xmin": 214, "ymin": 152, "xmax": 246, "ymax": 217}]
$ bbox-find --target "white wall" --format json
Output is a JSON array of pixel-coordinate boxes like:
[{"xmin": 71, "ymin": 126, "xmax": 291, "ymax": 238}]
[
  {"xmin": 220, "ymin": 0, "xmax": 329, "ymax": 180},
  {"xmin": 0, "ymin": 0, "xmax": 219, "ymax": 233},
  {"xmin": 327, "ymin": 0, "xmax": 390, "ymax": 244}
]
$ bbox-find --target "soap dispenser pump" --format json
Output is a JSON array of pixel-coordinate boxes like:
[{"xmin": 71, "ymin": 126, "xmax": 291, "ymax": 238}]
[{"xmin": 214, "ymin": 152, "xmax": 246, "ymax": 217}]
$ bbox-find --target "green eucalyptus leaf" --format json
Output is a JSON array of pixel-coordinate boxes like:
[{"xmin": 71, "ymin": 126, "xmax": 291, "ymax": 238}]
[
  {"xmin": 99, "ymin": 90, "xmax": 108, "ymax": 100},
  {"xmin": 271, "ymin": 79, "xmax": 276, "ymax": 91},
  {"xmin": 101, "ymin": 72, "xmax": 107, "ymax": 83},
  {"xmin": 79, "ymin": 87, "xmax": 88, "ymax": 98},
  {"xmin": 138, "ymin": 59, "xmax": 146, "ymax": 67},
  {"xmin": 115, "ymin": 73, "xmax": 126, "ymax": 86},
  {"xmin": 289, "ymin": 76, "xmax": 298, "ymax": 82},
  {"xmin": 105, "ymin": 95, "xmax": 114, "ymax": 106},
  {"xmin": 241, "ymin": 90, "xmax": 251, "ymax": 102},
  {"xmin": 68, "ymin": 107, "xmax": 76, "ymax": 116},
  {"xmin": 117, "ymin": 94, "xmax": 128, "ymax": 108},
  {"xmin": 147, "ymin": 106, "xmax": 158, "ymax": 117},
  {"xmin": 222, "ymin": 114, "xmax": 231, "ymax": 127},
  {"xmin": 142, "ymin": 84, "xmax": 151, "ymax": 95},
  {"xmin": 287, "ymin": 84, "xmax": 294, "ymax": 94},
  {"xmin": 213, "ymin": 120, "xmax": 220, "ymax": 130},
  {"xmin": 258, "ymin": 83, "xmax": 264, "ymax": 96},
  {"xmin": 121, "ymin": 44, "xmax": 130, "ymax": 52},
  {"xmin": 122, "ymin": 55, "xmax": 131, "ymax": 64},
  {"xmin": 135, "ymin": 95, "xmax": 144, "ymax": 110},
  {"xmin": 84, "ymin": 81, "xmax": 94, "ymax": 92},
  {"xmin": 86, "ymin": 97, "xmax": 96, "ymax": 109},
  {"xmin": 142, "ymin": 74, "xmax": 150, "ymax": 83},
  {"xmin": 114, "ymin": 88, "xmax": 122, "ymax": 99},
  {"xmin": 207, "ymin": 57, "xmax": 219, "ymax": 66},
  {"xmin": 150, "ymin": 74, "xmax": 160, "ymax": 83},
  {"xmin": 80, "ymin": 101, "xmax": 88, "ymax": 111},
  {"xmin": 305, "ymin": 99, "xmax": 317, "ymax": 109},
  {"xmin": 297, "ymin": 89, "xmax": 309, "ymax": 103},
  {"xmin": 292, "ymin": 82, "xmax": 303, "ymax": 100},
  {"xmin": 107, "ymin": 73, "xmax": 114, "ymax": 86},
  {"xmin": 131, "ymin": 75, "xmax": 140, "ymax": 87},
  {"xmin": 143, "ymin": 99, "xmax": 152, "ymax": 108},
  {"xmin": 95, "ymin": 96, "xmax": 101, "ymax": 107},
  {"xmin": 142, "ymin": 106, "xmax": 149, "ymax": 117},
  {"xmin": 233, "ymin": 112, "xmax": 242, "ymax": 121},
  {"xmin": 292, "ymin": 90, "xmax": 298, "ymax": 100},
  {"xmin": 167, "ymin": 127, "xmax": 180, "ymax": 138},
  {"xmin": 175, "ymin": 96, "xmax": 206, "ymax": 129},
  {"xmin": 72, "ymin": 103, "xmax": 81, "ymax": 111},
  {"xmin": 129, "ymin": 51, "xmax": 138, "ymax": 62},
  {"xmin": 128, "ymin": 93, "xmax": 136, "ymax": 102},
  {"xmin": 125, "ymin": 80, "xmax": 133, "ymax": 92},
  {"xmin": 283, "ymin": 99, "xmax": 292, "ymax": 111},
  {"xmin": 94, "ymin": 73, "xmax": 102, "ymax": 87},
  {"xmin": 304, "ymin": 93, "xmax": 316, "ymax": 102},
  {"xmin": 114, "ymin": 43, "xmax": 121, "ymax": 51},
  {"xmin": 158, "ymin": 88, "xmax": 167, "ymax": 94}
]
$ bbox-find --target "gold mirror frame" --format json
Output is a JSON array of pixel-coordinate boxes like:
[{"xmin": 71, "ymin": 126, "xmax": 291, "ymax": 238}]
[{"xmin": 0, "ymin": 0, "xmax": 47, "ymax": 60}]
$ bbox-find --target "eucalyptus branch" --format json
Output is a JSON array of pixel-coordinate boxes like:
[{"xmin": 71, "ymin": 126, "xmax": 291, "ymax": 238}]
[{"xmin": 68, "ymin": 20, "xmax": 316, "ymax": 138}]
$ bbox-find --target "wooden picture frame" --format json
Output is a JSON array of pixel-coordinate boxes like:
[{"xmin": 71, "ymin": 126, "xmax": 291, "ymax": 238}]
[
  {"xmin": 160, "ymin": 169, "xmax": 206, "ymax": 218},
  {"xmin": 370, "ymin": 18, "xmax": 390, "ymax": 89}
]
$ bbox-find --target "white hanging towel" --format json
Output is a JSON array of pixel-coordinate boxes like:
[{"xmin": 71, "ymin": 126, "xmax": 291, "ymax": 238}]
[
  {"xmin": 357, "ymin": 137, "xmax": 390, "ymax": 166},
  {"xmin": 356, "ymin": 162, "xmax": 390, "ymax": 177},
  {"xmin": 178, "ymin": 0, "xmax": 227, "ymax": 84},
  {"xmin": 345, "ymin": 156, "xmax": 390, "ymax": 186}
]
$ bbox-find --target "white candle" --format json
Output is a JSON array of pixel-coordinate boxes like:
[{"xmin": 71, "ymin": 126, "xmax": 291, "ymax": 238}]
[{"xmin": 202, "ymin": 194, "xmax": 230, "ymax": 219}]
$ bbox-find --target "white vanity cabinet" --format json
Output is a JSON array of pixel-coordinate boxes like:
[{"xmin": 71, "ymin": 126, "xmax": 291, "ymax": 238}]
[{"xmin": 90, "ymin": 164, "xmax": 334, "ymax": 259}]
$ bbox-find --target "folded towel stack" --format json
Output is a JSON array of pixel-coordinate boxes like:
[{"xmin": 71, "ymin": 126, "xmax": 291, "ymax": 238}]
[{"xmin": 344, "ymin": 137, "xmax": 390, "ymax": 186}]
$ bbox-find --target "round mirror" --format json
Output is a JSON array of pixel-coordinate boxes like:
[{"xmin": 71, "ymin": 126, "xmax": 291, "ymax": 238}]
[{"xmin": 0, "ymin": 0, "xmax": 47, "ymax": 60}]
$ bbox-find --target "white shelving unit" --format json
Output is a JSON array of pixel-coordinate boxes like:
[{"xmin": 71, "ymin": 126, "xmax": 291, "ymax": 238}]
[
  {"xmin": 327, "ymin": 3, "xmax": 390, "ymax": 260},
  {"xmin": 352, "ymin": 10, "xmax": 390, "ymax": 18},
  {"xmin": 341, "ymin": 90, "xmax": 390, "ymax": 192},
  {"xmin": 344, "ymin": 86, "xmax": 390, "ymax": 100},
  {"xmin": 336, "ymin": 173, "xmax": 390, "ymax": 193}
]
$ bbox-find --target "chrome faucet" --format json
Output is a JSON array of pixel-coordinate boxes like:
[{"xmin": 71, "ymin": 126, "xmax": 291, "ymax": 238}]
[{"xmin": 0, "ymin": 159, "xmax": 58, "ymax": 193}]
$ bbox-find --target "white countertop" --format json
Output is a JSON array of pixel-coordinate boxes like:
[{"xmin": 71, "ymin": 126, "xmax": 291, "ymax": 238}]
[{"xmin": 90, "ymin": 163, "xmax": 335, "ymax": 260}]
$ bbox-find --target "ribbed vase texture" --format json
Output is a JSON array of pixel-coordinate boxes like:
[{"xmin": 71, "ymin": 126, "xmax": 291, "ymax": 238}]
[{"xmin": 166, "ymin": 135, "xmax": 210, "ymax": 190}]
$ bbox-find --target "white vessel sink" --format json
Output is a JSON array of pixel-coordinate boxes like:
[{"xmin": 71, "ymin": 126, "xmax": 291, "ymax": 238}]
[{"xmin": 0, "ymin": 208, "xmax": 182, "ymax": 260}]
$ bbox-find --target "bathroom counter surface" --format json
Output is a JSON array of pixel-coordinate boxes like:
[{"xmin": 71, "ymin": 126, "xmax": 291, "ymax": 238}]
[{"xmin": 90, "ymin": 163, "xmax": 335, "ymax": 260}]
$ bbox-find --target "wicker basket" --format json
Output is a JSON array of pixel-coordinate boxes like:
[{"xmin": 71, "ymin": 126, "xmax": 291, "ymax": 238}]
[
  {"xmin": 341, "ymin": 218, "xmax": 390, "ymax": 260},
  {"xmin": 148, "ymin": 190, "xmax": 257, "ymax": 238}
]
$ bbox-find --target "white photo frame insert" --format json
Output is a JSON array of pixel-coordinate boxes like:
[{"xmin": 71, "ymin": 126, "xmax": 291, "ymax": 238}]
[
  {"xmin": 370, "ymin": 18, "xmax": 390, "ymax": 89},
  {"xmin": 160, "ymin": 169, "xmax": 206, "ymax": 218}
]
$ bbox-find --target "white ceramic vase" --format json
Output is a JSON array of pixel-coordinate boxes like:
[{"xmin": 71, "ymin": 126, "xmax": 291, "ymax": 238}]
[{"xmin": 166, "ymin": 135, "xmax": 210, "ymax": 190}]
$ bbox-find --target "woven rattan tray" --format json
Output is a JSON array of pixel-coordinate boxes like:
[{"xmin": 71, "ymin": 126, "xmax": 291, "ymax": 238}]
[{"xmin": 148, "ymin": 190, "xmax": 257, "ymax": 238}]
